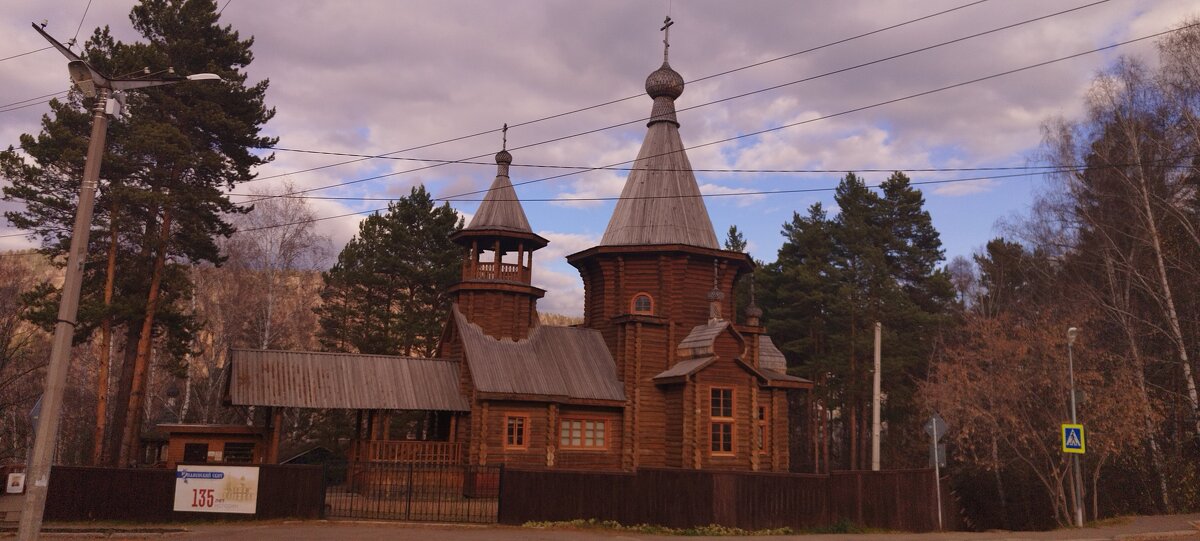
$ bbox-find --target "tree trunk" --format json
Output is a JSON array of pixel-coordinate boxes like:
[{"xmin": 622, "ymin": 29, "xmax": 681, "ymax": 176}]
[
  {"xmin": 92, "ymin": 211, "xmax": 119, "ymax": 465},
  {"xmin": 1100, "ymin": 250, "xmax": 1173, "ymax": 512},
  {"xmin": 102, "ymin": 326, "xmax": 141, "ymax": 466},
  {"xmin": 117, "ymin": 208, "xmax": 171, "ymax": 467},
  {"xmin": 1128, "ymin": 129, "xmax": 1200, "ymax": 434},
  {"xmin": 992, "ymin": 435, "xmax": 1009, "ymax": 528}
]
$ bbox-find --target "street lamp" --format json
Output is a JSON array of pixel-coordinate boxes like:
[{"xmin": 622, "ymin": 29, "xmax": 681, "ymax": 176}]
[
  {"xmin": 17, "ymin": 23, "xmax": 221, "ymax": 541},
  {"xmin": 1067, "ymin": 327, "xmax": 1084, "ymax": 527}
]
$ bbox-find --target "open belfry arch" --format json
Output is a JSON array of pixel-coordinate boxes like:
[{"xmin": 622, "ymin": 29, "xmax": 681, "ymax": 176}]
[{"xmin": 226, "ymin": 17, "xmax": 810, "ymax": 472}]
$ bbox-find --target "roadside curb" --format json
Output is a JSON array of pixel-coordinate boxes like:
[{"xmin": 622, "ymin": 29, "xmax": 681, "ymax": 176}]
[{"xmin": 1114, "ymin": 530, "xmax": 1200, "ymax": 541}]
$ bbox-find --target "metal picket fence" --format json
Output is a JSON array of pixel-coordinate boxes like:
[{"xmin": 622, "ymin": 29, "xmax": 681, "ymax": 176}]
[{"xmin": 324, "ymin": 461, "xmax": 501, "ymax": 523}]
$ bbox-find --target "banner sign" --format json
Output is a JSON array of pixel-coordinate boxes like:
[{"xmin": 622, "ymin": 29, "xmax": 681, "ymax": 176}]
[{"xmin": 173, "ymin": 465, "xmax": 259, "ymax": 514}]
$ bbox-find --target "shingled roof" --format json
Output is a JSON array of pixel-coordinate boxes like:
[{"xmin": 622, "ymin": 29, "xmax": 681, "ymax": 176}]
[
  {"xmin": 758, "ymin": 335, "xmax": 787, "ymax": 373},
  {"xmin": 466, "ymin": 150, "xmax": 533, "ymax": 233},
  {"xmin": 453, "ymin": 307, "xmax": 625, "ymax": 402},
  {"xmin": 227, "ymin": 349, "xmax": 469, "ymax": 411},
  {"xmin": 600, "ymin": 61, "xmax": 719, "ymax": 249}
]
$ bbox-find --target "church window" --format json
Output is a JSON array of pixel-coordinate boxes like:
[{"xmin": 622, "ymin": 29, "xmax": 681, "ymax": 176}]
[
  {"xmin": 631, "ymin": 293, "xmax": 654, "ymax": 314},
  {"xmin": 710, "ymin": 387, "xmax": 734, "ymax": 455},
  {"xmin": 560, "ymin": 418, "xmax": 607, "ymax": 449},
  {"xmin": 505, "ymin": 415, "xmax": 528, "ymax": 449}
]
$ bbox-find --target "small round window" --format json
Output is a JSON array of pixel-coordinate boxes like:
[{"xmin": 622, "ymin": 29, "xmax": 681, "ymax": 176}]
[{"xmin": 632, "ymin": 293, "xmax": 653, "ymax": 314}]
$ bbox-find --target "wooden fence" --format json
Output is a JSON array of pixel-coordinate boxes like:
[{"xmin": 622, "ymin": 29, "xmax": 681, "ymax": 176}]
[
  {"xmin": 498, "ymin": 468, "xmax": 942, "ymax": 532},
  {"xmin": 42, "ymin": 465, "xmax": 324, "ymax": 522}
]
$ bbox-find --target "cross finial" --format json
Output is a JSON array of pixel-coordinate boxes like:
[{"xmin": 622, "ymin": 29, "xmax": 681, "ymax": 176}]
[
  {"xmin": 502, "ymin": 123, "xmax": 508, "ymax": 151},
  {"xmin": 660, "ymin": 16, "xmax": 674, "ymax": 63}
]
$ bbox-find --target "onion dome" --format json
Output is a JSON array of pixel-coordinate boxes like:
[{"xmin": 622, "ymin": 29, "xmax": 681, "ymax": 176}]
[
  {"xmin": 707, "ymin": 287, "xmax": 724, "ymax": 302},
  {"xmin": 744, "ymin": 302, "xmax": 763, "ymax": 320},
  {"xmin": 645, "ymin": 62, "xmax": 684, "ymax": 100},
  {"xmin": 495, "ymin": 149, "xmax": 512, "ymax": 165}
]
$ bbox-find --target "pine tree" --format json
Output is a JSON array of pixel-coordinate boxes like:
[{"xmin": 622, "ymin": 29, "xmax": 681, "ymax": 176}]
[
  {"xmin": 317, "ymin": 186, "xmax": 463, "ymax": 357},
  {"xmin": 724, "ymin": 225, "xmax": 747, "ymax": 252},
  {"xmin": 761, "ymin": 172, "xmax": 952, "ymax": 469},
  {"xmin": 1, "ymin": 0, "xmax": 275, "ymax": 465}
]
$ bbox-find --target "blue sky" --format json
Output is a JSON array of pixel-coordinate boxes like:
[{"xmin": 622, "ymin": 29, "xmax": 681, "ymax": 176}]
[{"xmin": 2, "ymin": 0, "xmax": 1196, "ymax": 315}]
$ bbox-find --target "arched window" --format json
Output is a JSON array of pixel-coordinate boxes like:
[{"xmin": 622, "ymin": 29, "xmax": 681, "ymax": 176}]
[{"xmin": 631, "ymin": 293, "xmax": 654, "ymax": 314}]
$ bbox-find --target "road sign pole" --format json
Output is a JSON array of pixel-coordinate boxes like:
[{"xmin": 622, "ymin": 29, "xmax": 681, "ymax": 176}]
[
  {"xmin": 933, "ymin": 435, "xmax": 942, "ymax": 531},
  {"xmin": 872, "ymin": 322, "xmax": 881, "ymax": 471},
  {"xmin": 1067, "ymin": 329, "xmax": 1084, "ymax": 527},
  {"xmin": 925, "ymin": 413, "xmax": 946, "ymax": 531}
]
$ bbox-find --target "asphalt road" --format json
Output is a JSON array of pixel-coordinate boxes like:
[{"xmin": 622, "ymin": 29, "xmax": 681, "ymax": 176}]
[{"xmin": 4, "ymin": 513, "xmax": 1198, "ymax": 540}]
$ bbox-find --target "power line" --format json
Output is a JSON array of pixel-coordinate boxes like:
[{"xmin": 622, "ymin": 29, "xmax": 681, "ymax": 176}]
[
  {"xmin": 71, "ymin": 0, "xmax": 95, "ymax": 46},
  {"xmin": 0, "ymin": 98, "xmax": 60, "ymax": 114},
  {"xmin": 0, "ymin": 91, "xmax": 70, "ymax": 113},
  {"xmin": 0, "ymin": 47, "xmax": 51, "ymax": 63},
  {"xmin": 218, "ymin": 0, "xmax": 233, "ymax": 15},
  {"xmin": 0, "ymin": 91, "xmax": 70, "ymax": 110},
  {"xmin": 242, "ymin": 0, "xmax": 1108, "ymax": 205},
  {"xmin": 4, "ymin": 157, "xmax": 1194, "ymax": 241},
  {"xmin": 228, "ymin": 170, "xmax": 1069, "ymax": 234},
  {"xmin": 227, "ymin": 157, "xmax": 1198, "ymax": 201},
  {"xmin": 228, "ymin": 21, "xmax": 1196, "ymax": 232},
  {"xmin": 241, "ymin": 0, "xmax": 992, "ymax": 185}
]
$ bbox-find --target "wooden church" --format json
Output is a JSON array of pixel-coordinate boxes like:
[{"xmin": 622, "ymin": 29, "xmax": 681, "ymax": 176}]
[{"xmin": 225, "ymin": 29, "xmax": 811, "ymax": 473}]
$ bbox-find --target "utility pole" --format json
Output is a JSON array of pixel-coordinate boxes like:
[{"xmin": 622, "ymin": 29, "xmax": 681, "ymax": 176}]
[
  {"xmin": 18, "ymin": 23, "xmax": 219, "ymax": 541},
  {"xmin": 871, "ymin": 321, "xmax": 881, "ymax": 471},
  {"xmin": 17, "ymin": 85, "xmax": 108, "ymax": 541},
  {"xmin": 1067, "ymin": 327, "xmax": 1084, "ymax": 527}
]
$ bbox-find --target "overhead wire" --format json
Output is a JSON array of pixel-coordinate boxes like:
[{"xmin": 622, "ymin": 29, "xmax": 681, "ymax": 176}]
[
  {"xmin": 239, "ymin": 0, "xmax": 1110, "ymax": 205},
  {"xmin": 2, "ymin": 5, "xmax": 1184, "ymax": 240},
  {"xmin": 6, "ymin": 19, "xmax": 1187, "ymax": 239},
  {"xmin": 71, "ymin": 0, "xmax": 95, "ymax": 46},
  {"xmin": 223, "ymin": 168, "xmax": 1114, "ymax": 234},
  {"xmin": 221, "ymin": 22, "xmax": 1198, "ymax": 233},
  {"xmin": 0, "ymin": 98, "xmax": 63, "ymax": 114},
  {"xmin": 240, "ymin": 0, "xmax": 993, "ymax": 185},
  {"xmin": 0, "ymin": 47, "xmax": 51, "ymax": 63}
]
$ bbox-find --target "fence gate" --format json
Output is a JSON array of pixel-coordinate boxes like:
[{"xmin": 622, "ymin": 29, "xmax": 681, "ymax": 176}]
[{"xmin": 324, "ymin": 462, "xmax": 501, "ymax": 523}]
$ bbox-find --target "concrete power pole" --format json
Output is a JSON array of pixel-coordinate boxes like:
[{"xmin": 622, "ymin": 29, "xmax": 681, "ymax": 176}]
[
  {"xmin": 16, "ymin": 86, "xmax": 108, "ymax": 541},
  {"xmin": 18, "ymin": 23, "xmax": 219, "ymax": 541},
  {"xmin": 872, "ymin": 321, "xmax": 881, "ymax": 471}
]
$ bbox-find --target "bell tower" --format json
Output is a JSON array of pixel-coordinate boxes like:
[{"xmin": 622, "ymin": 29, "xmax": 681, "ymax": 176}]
[{"xmin": 449, "ymin": 140, "xmax": 548, "ymax": 340}]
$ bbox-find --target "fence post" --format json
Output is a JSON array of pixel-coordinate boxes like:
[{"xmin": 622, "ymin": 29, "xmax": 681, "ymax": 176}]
[
  {"xmin": 405, "ymin": 463, "xmax": 414, "ymax": 521},
  {"xmin": 856, "ymin": 472, "xmax": 864, "ymax": 525},
  {"xmin": 495, "ymin": 464, "xmax": 505, "ymax": 524},
  {"xmin": 319, "ymin": 462, "xmax": 328, "ymax": 519}
]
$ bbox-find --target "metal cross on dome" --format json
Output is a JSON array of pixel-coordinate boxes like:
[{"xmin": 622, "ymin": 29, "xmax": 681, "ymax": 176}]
[{"xmin": 661, "ymin": 16, "xmax": 674, "ymax": 63}]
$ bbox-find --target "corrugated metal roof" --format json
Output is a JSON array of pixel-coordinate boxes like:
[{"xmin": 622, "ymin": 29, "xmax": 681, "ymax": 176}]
[
  {"xmin": 599, "ymin": 64, "xmax": 719, "ymax": 250},
  {"xmin": 228, "ymin": 349, "xmax": 469, "ymax": 411},
  {"xmin": 758, "ymin": 335, "xmax": 788, "ymax": 373},
  {"xmin": 454, "ymin": 308, "xmax": 625, "ymax": 402}
]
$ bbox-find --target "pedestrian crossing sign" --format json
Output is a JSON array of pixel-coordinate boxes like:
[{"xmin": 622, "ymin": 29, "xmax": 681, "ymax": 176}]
[{"xmin": 1062, "ymin": 424, "xmax": 1085, "ymax": 454}]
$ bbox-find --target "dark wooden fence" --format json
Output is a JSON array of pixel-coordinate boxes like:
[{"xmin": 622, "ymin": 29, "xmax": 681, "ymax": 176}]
[
  {"xmin": 43, "ymin": 465, "xmax": 324, "ymax": 522},
  {"xmin": 499, "ymin": 468, "xmax": 941, "ymax": 532}
]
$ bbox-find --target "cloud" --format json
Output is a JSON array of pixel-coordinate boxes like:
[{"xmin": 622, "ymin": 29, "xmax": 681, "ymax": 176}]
[
  {"xmin": 1, "ymin": 0, "xmax": 1191, "ymax": 293},
  {"xmin": 932, "ymin": 179, "xmax": 997, "ymax": 197},
  {"xmin": 699, "ymin": 182, "xmax": 765, "ymax": 207}
]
